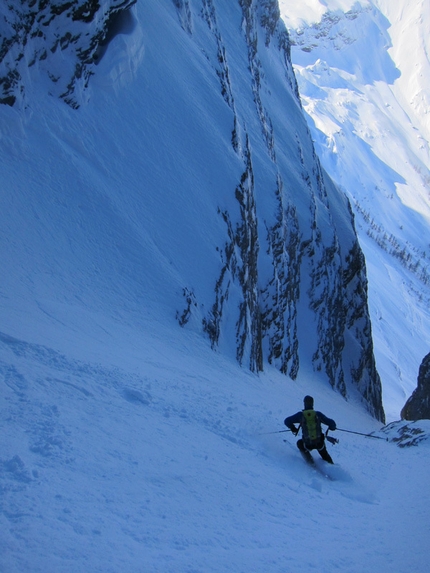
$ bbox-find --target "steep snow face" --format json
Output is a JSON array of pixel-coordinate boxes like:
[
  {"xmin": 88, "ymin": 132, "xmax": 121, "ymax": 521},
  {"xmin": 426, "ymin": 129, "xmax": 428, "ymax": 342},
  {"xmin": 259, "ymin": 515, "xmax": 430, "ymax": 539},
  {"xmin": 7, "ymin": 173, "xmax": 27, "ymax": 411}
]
[
  {"xmin": 0, "ymin": 0, "xmax": 384, "ymax": 419},
  {"xmin": 376, "ymin": 0, "xmax": 430, "ymax": 143},
  {"xmin": 280, "ymin": 0, "xmax": 430, "ymax": 420}
]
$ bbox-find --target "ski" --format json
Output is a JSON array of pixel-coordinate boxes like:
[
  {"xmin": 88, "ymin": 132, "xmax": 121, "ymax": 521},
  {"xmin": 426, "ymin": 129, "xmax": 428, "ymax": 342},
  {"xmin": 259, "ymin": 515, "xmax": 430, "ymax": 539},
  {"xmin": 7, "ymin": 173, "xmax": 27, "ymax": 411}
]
[
  {"xmin": 312, "ymin": 462, "xmax": 335, "ymax": 481},
  {"xmin": 283, "ymin": 440, "xmax": 336, "ymax": 480},
  {"xmin": 300, "ymin": 452, "xmax": 335, "ymax": 481}
]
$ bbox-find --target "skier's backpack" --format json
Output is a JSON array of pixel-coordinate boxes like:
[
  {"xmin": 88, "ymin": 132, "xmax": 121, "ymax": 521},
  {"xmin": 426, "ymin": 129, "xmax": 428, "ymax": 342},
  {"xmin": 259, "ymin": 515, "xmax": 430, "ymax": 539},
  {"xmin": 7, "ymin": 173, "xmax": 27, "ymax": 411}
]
[{"xmin": 301, "ymin": 409, "xmax": 322, "ymax": 443}]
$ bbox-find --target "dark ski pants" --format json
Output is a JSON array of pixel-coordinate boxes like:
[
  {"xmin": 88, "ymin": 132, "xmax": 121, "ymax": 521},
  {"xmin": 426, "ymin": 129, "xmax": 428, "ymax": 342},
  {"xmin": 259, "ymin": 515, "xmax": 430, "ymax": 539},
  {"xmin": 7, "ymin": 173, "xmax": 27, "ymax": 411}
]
[{"xmin": 297, "ymin": 438, "xmax": 334, "ymax": 464}]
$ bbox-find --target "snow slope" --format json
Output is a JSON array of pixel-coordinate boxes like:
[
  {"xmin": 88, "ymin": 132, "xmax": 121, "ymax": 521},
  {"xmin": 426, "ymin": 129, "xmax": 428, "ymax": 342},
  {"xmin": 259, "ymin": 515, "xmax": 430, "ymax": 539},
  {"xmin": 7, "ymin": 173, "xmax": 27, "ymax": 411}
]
[
  {"xmin": 1, "ymin": 1, "xmax": 429, "ymax": 571},
  {"xmin": 2, "ymin": 324, "xmax": 430, "ymax": 573},
  {"xmin": 280, "ymin": 0, "xmax": 430, "ymax": 420}
]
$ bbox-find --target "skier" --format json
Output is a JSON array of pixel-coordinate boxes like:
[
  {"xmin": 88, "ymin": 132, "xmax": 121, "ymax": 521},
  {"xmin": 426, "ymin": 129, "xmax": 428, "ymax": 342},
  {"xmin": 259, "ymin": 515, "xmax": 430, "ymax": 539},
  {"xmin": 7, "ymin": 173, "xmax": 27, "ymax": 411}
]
[{"xmin": 284, "ymin": 395, "xmax": 336, "ymax": 464}]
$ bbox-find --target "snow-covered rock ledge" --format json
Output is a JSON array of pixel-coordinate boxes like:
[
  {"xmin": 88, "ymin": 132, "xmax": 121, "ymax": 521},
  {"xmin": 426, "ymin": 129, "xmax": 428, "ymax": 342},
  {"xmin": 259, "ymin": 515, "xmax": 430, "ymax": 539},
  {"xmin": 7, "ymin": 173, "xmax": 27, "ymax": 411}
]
[{"xmin": 380, "ymin": 420, "xmax": 430, "ymax": 448}]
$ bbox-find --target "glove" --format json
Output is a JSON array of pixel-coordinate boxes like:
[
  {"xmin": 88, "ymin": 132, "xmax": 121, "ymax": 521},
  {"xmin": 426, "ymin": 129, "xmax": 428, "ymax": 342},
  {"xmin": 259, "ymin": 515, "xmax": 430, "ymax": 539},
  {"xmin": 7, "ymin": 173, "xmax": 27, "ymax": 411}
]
[
  {"xmin": 329, "ymin": 423, "xmax": 336, "ymax": 431},
  {"xmin": 290, "ymin": 425, "xmax": 299, "ymax": 436}
]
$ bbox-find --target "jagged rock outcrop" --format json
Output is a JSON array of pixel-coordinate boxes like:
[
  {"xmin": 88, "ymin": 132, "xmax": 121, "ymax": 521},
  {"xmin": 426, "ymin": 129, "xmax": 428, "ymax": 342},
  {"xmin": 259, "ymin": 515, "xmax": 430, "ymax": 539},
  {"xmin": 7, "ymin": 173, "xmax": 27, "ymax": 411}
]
[
  {"xmin": 401, "ymin": 353, "xmax": 430, "ymax": 420},
  {"xmin": 381, "ymin": 420, "xmax": 430, "ymax": 448},
  {"xmin": 287, "ymin": 4, "xmax": 370, "ymax": 55}
]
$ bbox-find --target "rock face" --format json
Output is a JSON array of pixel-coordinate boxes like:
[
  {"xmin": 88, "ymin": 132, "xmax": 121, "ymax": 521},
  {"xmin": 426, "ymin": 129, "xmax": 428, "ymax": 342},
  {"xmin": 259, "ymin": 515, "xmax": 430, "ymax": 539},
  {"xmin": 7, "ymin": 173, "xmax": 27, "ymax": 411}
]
[
  {"xmin": 401, "ymin": 353, "xmax": 430, "ymax": 420},
  {"xmin": 195, "ymin": 0, "xmax": 385, "ymax": 422},
  {"xmin": 0, "ymin": 0, "xmax": 136, "ymax": 108},
  {"xmin": 0, "ymin": 1, "xmax": 385, "ymax": 422}
]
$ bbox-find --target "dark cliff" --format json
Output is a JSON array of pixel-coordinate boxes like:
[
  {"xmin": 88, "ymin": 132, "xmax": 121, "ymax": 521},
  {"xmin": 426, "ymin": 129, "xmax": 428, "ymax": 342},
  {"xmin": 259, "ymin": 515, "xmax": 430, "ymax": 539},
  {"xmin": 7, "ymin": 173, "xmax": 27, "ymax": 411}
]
[{"xmin": 401, "ymin": 353, "xmax": 430, "ymax": 421}]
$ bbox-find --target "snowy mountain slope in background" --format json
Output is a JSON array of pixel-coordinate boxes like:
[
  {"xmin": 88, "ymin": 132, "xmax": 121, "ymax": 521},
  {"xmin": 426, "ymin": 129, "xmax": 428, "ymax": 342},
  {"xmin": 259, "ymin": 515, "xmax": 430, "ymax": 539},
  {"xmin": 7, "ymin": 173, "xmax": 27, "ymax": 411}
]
[
  {"xmin": 0, "ymin": 0, "xmax": 383, "ymax": 417},
  {"xmin": 279, "ymin": 0, "xmax": 430, "ymax": 420}
]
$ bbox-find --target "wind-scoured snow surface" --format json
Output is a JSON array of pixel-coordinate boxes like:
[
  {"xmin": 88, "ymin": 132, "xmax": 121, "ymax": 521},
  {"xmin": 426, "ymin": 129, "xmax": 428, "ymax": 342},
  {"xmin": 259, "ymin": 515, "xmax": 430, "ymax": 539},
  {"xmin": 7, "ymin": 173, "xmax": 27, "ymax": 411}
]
[
  {"xmin": 1, "ymin": 1, "xmax": 429, "ymax": 571},
  {"xmin": 280, "ymin": 0, "xmax": 430, "ymax": 420}
]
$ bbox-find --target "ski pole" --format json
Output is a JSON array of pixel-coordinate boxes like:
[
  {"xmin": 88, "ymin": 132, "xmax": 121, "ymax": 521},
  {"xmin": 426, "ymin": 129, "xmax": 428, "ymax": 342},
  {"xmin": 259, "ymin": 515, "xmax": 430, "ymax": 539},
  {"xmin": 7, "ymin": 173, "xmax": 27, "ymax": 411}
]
[
  {"xmin": 337, "ymin": 428, "xmax": 387, "ymax": 440},
  {"xmin": 258, "ymin": 429, "xmax": 292, "ymax": 435}
]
